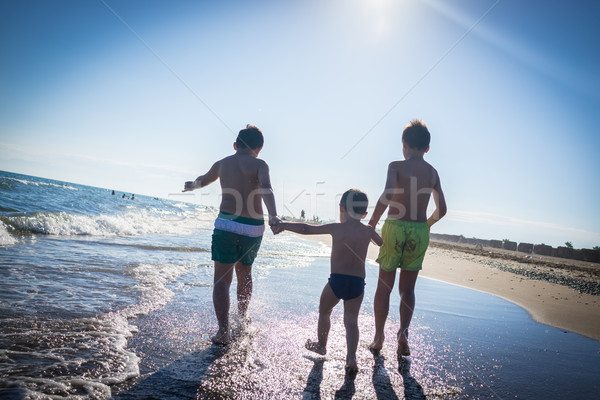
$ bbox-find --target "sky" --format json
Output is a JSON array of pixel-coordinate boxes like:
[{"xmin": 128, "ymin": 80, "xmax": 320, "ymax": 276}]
[{"xmin": 1, "ymin": 0, "xmax": 599, "ymax": 248}]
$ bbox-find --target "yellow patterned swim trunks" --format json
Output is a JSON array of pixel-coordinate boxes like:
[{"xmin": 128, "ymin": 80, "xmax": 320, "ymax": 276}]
[{"xmin": 376, "ymin": 219, "xmax": 430, "ymax": 272}]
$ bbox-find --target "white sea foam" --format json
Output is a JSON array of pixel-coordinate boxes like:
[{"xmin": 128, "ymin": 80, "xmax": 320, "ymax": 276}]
[
  {"xmin": 120, "ymin": 262, "xmax": 193, "ymax": 318},
  {"xmin": 0, "ymin": 176, "xmax": 78, "ymax": 190},
  {"xmin": 4, "ymin": 208, "xmax": 213, "ymax": 237},
  {"xmin": 0, "ymin": 220, "xmax": 17, "ymax": 245},
  {"xmin": 0, "ymin": 261, "xmax": 195, "ymax": 399}
]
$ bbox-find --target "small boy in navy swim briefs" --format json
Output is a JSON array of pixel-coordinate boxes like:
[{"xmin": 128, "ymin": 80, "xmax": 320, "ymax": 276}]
[
  {"xmin": 184, "ymin": 125, "xmax": 281, "ymax": 345},
  {"xmin": 368, "ymin": 119, "xmax": 447, "ymax": 357},
  {"xmin": 272, "ymin": 189, "xmax": 383, "ymax": 372}
]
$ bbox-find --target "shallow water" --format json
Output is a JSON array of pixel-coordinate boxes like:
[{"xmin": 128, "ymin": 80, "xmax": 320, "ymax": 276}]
[
  {"xmin": 1, "ymin": 171, "xmax": 599, "ymax": 399},
  {"xmin": 114, "ymin": 256, "xmax": 600, "ymax": 399}
]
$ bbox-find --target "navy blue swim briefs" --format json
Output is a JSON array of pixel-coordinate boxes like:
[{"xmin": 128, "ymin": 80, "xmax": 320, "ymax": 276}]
[{"xmin": 328, "ymin": 273, "xmax": 365, "ymax": 301}]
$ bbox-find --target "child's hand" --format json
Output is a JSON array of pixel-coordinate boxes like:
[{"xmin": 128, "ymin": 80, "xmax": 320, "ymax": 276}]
[
  {"xmin": 271, "ymin": 223, "xmax": 285, "ymax": 235},
  {"xmin": 182, "ymin": 181, "xmax": 195, "ymax": 192},
  {"xmin": 268, "ymin": 215, "xmax": 282, "ymax": 226}
]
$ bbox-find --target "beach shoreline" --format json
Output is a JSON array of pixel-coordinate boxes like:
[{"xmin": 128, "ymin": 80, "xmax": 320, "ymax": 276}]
[{"xmin": 298, "ymin": 234, "xmax": 600, "ymax": 341}]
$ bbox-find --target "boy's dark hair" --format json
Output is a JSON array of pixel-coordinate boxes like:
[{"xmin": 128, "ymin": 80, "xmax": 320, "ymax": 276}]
[
  {"xmin": 236, "ymin": 124, "xmax": 264, "ymax": 150},
  {"xmin": 402, "ymin": 119, "xmax": 430, "ymax": 151},
  {"xmin": 340, "ymin": 189, "xmax": 368, "ymax": 217}
]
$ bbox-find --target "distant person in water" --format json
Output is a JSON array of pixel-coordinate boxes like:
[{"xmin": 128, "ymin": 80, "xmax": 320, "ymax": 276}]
[
  {"xmin": 183, "ymin": 124, "xmax": 281, "ymax": 345},
  {"xmin": 272, "ymin": 189, "xmax": 383, "ymax": 372},
  {"xmin": 368, "ymin": 119, "xmax": 447, "ymax": 357},
  {"xmin": 112, "ymin": 190, "xmax": 115, "ymax": 195},
  {"xmin": 131, "ymin": 194, "xmax": 134, "ymax": 200}
]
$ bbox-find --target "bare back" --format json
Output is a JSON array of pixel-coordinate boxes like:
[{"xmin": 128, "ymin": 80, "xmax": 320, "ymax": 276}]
[
  {"xmin": 386, "ymin": 158, "xmax": 439, "ymax": 222},
  {"xmin": 217, "ymin": 153, "xmax": 267, "ymax": 219},
  {"xmin": 329, "ymin": 221, "xmax": 378, "ymax": 278}
]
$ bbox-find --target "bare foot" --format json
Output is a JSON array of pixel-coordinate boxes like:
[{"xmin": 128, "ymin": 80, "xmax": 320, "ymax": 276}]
[
  {"xmin": 345, "ymin": 364, "xmax": 359, "ymax": 374},
  {"xmin": 345, "ymin": 356, "xmax": 358, "ymax": 374},
  {"xmin": 397, "ymin": 330, "xmax": 410, "ymax": 357},
  {"xmin": 305, "ymin": 339, "xmax": 326, "ymax": 355},
  {"xmin": 211, "ymin": 328, "xmax": 231, "ymax": 346},
  {"xmin": 369, "ymin": 334, "xmax": 384, "ymax": 353}
]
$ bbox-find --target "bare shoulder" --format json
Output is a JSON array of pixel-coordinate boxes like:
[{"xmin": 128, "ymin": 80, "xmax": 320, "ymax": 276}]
[
  {"xmin": 219, "ymin": 154, "xmax": 236, "ymax": 164},
  {"xmin": 428, "ymin": 162, "xmax": 441, "ymax": 179},
  {"xmin": 254, "ymin": 157, "xmax": 269, "ymax": 168},
  {"xmin": 346, "ymin": 221, "xmax": 373, "ymax": 237},
  {"xmin": 388, "ymin": 160, "xmax": 404, "ymax": 170}
]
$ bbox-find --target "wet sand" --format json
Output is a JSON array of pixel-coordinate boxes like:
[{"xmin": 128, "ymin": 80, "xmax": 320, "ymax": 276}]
[
  {"xmin": 303, "ymin": 234, "xmax": 600, "ymax": 341},
  {"xmin": 113, "ymin": 247, "xmax": 600, "ymax": 399}
]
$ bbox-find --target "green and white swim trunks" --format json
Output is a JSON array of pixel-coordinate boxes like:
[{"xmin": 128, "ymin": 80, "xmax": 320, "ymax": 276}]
[{"xmin": 211, "ymin": 211, "xmax": 265, "ymax": 266}]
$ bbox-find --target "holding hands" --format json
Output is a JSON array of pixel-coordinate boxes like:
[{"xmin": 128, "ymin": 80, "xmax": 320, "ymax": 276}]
[
  {"xmin": 270, "ymin": 221, "xmax": 285, "ymax": 235},
  {"xmin": 269, "ymin": 216, "xmax": 283, "ymax": 233}
]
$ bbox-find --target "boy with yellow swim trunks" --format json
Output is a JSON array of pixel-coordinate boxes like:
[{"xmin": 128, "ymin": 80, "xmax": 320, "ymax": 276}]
[
  {"xmin": 183, "ymin": 125, "xmax": 280, "ymax": 345},
  {"xmin": 368, "ymin": 119, "xmax": 447, "ymax": 357}
]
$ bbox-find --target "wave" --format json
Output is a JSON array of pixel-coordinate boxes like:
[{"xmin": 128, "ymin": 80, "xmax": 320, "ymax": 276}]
[
  {"xmin": 0, "ymin": 262, "xmax": 196, "ymax": 399},
  {"xmin": 0, "ymin": 209, "xmax": 212, "ymax": 238},
  {"xmin": 0, "ymin": 176, "xmax": 78, "ymax": 190},
  {"xmin": 0, "ymin": 220, "xmax": 17, "ymax": 246},
  {"xmin": 81, "ymin": 240, "xmax": 210, "ymax": 253}
]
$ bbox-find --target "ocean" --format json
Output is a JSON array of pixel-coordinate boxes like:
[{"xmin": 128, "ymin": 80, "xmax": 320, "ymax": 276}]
[{"xmin": 1, "ymin": 170, "xmax": 599, "ymax": 399}]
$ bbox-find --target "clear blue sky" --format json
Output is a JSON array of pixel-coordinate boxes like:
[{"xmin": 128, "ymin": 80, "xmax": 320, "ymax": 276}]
[{"xmin": 1, "ymin": 0, "xmax": 599, "ymax": 248}]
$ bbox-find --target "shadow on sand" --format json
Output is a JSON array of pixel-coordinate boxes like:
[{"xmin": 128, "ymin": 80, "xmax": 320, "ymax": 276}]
[
  {"xmin": 370, "ymin": 351, "xmax": 426, "ymax": 400},
  {"xmin": 113, "ymin": 344, "xmax": 229, "ymax": 400},
  {"xmin": 371, "ymin": 351, "xmax": 400, "ymax": 400},
  {"xmin": 398, "ymin": 356, "xmax": 426, "ymax": 400},
  {"xmin": 302, "ymin": 356, "xmax": 325, "ymax": 399},
  {"xmin": 302, "ymin": 356, "xmax": 358, "ymax": 400},
  {"xmin": 302, "ymin": 352, "xmax": 424, "ymax": 399}
]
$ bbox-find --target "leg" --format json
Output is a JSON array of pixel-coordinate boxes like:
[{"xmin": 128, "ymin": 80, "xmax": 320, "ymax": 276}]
[
  {"xmin": 306, "ymin": 283, "xmax": 340, "ymax": 355},
  {"xmin": 369, "ymin": 268, "xmax": 397, "ymax": 351},
  {"xmin": 212, "ymin": 261, "xmax": 235, "ymax": 344},
  {"xmin": 234, "ymin": 262, "xmax": 252, "ymax": 320},
  {"xmin": 397, "ymin": 269, "xmax": 419, "ymax": 356},
  {"xmin": 343, "ymin": 293, "xmax": 364, "ymax": 371}
]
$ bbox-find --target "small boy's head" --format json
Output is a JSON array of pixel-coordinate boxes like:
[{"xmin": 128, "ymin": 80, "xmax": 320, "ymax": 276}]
[
  {"xmin": 236, "ymin": 124, "xmax": 264, "ymax": 150},
  {"xmin": 402, "ymin": 119, "xmax": 430, "ymax": 151},
  {"xmin": 340, "ymin": 189, "xmax": 369, "ymax": 220}
]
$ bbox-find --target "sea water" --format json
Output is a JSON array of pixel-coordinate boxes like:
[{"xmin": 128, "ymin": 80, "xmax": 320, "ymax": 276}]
[
  {"xmin": 1, "ymin": 171, "xmax": 599, "ymax": 399},
  {"xmin": 0, "ymin": 171, "xmax": 326, "ymax": 398}
]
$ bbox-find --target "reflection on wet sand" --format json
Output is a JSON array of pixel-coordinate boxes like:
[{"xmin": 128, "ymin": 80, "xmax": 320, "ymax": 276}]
[{"xmin": 111, "ymin": 254, "xmax": 599, "ymax": 399}]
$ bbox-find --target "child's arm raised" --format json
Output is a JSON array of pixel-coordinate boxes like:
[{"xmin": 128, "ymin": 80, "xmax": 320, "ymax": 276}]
[
  {"xmin": 183, "ymin": 161, "xmax": 220, "ymax": 192},
  {"xmin": 427, "ymin": 171, "xmax": 447, "ymax": 229}
]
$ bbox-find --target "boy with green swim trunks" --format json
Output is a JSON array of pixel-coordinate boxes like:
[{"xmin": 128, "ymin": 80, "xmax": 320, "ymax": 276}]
[
  {"xmin": 271, "ymin": 189, "xmax": 383, "ymax": 373},
  {"xmin": 183, "ymin": 125, "xmax": 280, "ymax": 345},
  {"xmin": 368, "ymin": 119, "xmax": 447, "ymax": 357}
]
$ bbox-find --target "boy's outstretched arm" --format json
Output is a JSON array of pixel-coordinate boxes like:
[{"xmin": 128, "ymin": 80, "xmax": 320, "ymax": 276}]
[
  {"xmin": 427, "ymin": 172, "xmax": 447, "ymax": 229},
  {"xmin": 272, "ymin": 222, "xmax": 335, "ymax": 236},
  {"xmin": 368, "ymin": 163, "xmax": 397, "ymax": 228},
  {"xmin": 183, "ymin": 162, "xmax": 220, "ymax": 192},
  {"xmin": 257, "ymin": 161, "xmax": 280, "ymax": 226}
]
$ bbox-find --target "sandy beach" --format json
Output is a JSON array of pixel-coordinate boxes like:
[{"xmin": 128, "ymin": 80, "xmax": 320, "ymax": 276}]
[{"xmin": 303, "ymin": 234, "xmax": 600, "ymax": 341}]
